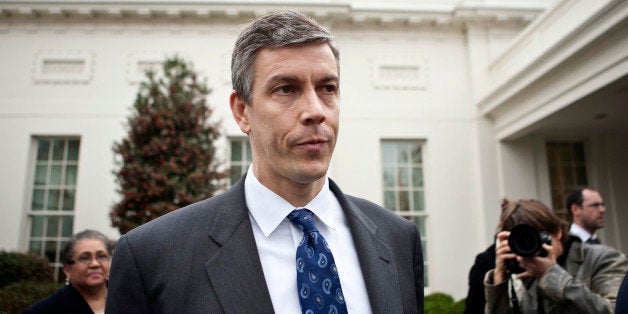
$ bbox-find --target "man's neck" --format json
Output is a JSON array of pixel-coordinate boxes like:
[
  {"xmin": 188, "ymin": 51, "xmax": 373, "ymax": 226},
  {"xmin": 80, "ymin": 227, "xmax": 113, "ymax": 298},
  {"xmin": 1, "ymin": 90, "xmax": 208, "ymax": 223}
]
[{"xmin": 250, "ymin": 166, "xmax": 326, "ymax": 208}]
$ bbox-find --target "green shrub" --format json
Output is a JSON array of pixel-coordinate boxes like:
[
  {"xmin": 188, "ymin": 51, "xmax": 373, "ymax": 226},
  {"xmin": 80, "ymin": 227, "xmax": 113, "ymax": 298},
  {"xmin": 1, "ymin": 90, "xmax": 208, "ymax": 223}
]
[
  {"xmin": 0, "ymin": 280, "xmax": 62, "ymax": 314},
  {"xmin": 425, "ymin": 292, "xmax": 465, "ymax": 314},
  {"xmin": 452, "ymin": 298, "xmax": 466, "ymax": 313},
  {"xmin": 0, "ymin": 251, "xmax": 60, "ymax": 314},
  {"xmin": 0, "ymin": 251, "xmax": 54, "ymax": 288}
]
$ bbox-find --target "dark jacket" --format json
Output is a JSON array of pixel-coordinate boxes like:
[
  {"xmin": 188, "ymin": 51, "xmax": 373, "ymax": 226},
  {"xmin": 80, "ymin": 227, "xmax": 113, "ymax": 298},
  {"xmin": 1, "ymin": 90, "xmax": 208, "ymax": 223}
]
[
  {"xmin": 106, "ymin": 176, "xmax": 424, "ymax": 313},
  {"xmin": 23, "ymin": 284, "xmax": 93, "ymax": 314},
  {"xmin": 465, "ymin": 243, "xmax": 496, "ymax": 314}
]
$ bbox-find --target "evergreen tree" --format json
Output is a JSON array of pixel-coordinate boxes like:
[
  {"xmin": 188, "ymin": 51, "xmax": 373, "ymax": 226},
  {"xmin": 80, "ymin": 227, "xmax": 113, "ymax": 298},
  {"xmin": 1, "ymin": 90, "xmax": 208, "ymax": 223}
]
[{"xmin": 110, "ymin": 56, "xmax": 225, "ymax": 234}]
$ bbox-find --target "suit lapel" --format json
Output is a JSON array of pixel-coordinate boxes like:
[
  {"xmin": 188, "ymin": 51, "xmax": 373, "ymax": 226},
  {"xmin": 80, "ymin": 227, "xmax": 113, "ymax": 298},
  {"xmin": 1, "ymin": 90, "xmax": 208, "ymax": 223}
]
[
  {"xmin": 330, "ymin": 180, "xmax": 403, "ymax": 313},
  {"xmin": 203, "ymin": 178, "xmax": 275, "ymax": 313}
]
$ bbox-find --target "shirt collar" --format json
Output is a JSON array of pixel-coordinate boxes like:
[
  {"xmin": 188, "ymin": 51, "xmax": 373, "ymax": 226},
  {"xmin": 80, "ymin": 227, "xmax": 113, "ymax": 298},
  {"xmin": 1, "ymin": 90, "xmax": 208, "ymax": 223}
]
[
  {"xmin": 570, "ymin": 223, "xmax": 595, "ymax": 241},
  {"xmin": 245, "ymin": 166, "xmax": 338, "ymax": 237}
]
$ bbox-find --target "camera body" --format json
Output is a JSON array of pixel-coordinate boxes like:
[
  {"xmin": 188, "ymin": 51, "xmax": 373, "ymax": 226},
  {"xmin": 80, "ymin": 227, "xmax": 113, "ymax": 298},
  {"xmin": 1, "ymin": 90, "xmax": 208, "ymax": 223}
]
[{"xmin": 506, "ymin": 224, "xmax": 552, "ymax": 274}]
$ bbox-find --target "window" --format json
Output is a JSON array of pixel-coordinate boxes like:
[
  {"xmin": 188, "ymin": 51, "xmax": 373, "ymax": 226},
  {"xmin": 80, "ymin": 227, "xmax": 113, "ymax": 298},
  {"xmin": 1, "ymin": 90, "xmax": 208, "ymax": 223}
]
[
  {"xmin": 28, "ymin": 138, "xmax": 80, "ymax": 281},
  {"xmin": 546, "ymin": 141, "xmax": 588, "ymax": 221},
  {"xmin": 229, "ymin": 138, "xmax": 252, "ymax": 186},
  {"xmin": 381, "ymin": 140, "xmax": 428, "ymax": 286}
]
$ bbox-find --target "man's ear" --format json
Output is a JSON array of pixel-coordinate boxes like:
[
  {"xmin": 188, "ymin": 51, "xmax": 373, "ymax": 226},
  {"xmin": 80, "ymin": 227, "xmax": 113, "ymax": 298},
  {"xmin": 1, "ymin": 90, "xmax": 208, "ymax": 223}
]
[{"xmin": 230, "ymin": 91, "xmax": 251, "ymax": 134}]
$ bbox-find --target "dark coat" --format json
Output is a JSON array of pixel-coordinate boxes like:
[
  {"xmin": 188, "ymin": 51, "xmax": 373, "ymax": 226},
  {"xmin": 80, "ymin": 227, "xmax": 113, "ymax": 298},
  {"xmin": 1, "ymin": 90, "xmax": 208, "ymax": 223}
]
[
  {"xmin": 106, "ymin": 176, "xmax": 424, "ymax": 313},
  {"xmin": 464, "ymin": 243, "xmax": 496, "ymax": 314},
  {"xmin": 23, "ymin": 284, "xmax": 94, "ymax": 314}
]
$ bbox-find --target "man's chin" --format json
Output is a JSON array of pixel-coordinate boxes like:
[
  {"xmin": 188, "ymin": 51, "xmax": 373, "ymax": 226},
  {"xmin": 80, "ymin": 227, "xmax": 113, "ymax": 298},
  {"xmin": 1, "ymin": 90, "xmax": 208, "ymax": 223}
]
[{"xmin": 292, "ymin": 165, "xmax": 329, "ymax": 183}]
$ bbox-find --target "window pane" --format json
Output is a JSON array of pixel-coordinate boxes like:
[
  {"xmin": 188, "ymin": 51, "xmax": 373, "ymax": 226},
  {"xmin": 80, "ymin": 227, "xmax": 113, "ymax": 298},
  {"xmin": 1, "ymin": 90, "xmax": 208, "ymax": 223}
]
[
  {"xmin": 397, "ymin": 145, "xmax": 409, "ymax": 163},
  {"xmin": 62, "ymin": 189, "xmax": 75, "ymax": 211},
  {"xmin": 413, "ymin": 191, "xmax": 424, "ymax": 212},
  {"xmin": 32, "ymin": 189, "xmax": 45, "ymax": 211},
  {"xmin": 67, "ymin": 140, "xmax": 80, "ymax": 161},
  {"xmin": 34, "ymin": 165, "xmax": 48, "ymax": 185},
  {"xmin": 382, "ymin": 143, "xmax": 394, "ymax": 163},
  {"xmin": 37, "ymin": 140, "xmax": 51, "ymax": 161},
  {"xmin": 31, "ymin": 216, "xmax": 45, "ymax": 237},
  {"xmin": 384, "ymin": 191, "xmax": 396, "ymax": 210},
  {"xmin": 45, "ymin": 241, "xmax": 57, "ymax": 262},
  {"xmin": 65, "ymin": 165, "xmax": 77, "ymax": 186},
  {"xmin": 51, "ymin": 140, "xmax": 65, "ymax": 161},
  {"xmin": 575, "ymin": 166, "xmax": 588, "ymax": 184},
  {"xmin": 416, "ymin": 216, "xmax": 427, "ymax": 238},
  {"xmin": 231, "ymin": 141, "xmax": 242, "ymax": 161},
  {"xmin": 47, "ymin": 189, "xmax": 60, "ymax": 211},
  {"xmin": 573, "ymin": 144, "xmax": 585, "ymax": 162},
  {"xmin": 398, "ymin": 191, "xmax": 409, "ymax": 211},
  {"xmin": 412, "ymin": 167, "xmax": 423, "ymax": 187},
  {"xmin": 50, "ymin": 165, "xmax": 63, "ymax": 185},
  {"xmin": 397, "ymin": 167, "xmax": 409, "ymax": 186},
  {"xmin": 47, "ymin": 216, "xmax": 60, "ymax": 237},
  {"xmin": 411, "ymin": 144, "xmax": 422, "ymax": 163},
  {"xmin": 61, "ymin": 216, "xmax": 74, "ymax": 237},
  {"xmin": 29, "ymin": 241, "xmax": 42, "ymax": 254},
  {"xmin": 383, "ymin": 167, "xmax": 394, "ymax": 187}
]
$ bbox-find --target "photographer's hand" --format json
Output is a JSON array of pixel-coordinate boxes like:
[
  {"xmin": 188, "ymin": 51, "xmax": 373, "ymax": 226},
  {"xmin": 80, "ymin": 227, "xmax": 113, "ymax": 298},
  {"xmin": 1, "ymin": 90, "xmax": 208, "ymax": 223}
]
[
  {"xmin": 516, "ymin": 243, "xmax": 557, "ymax": 279},
  {"xmin": 494, "ymin": 231, "xmax": 517, "ymax": 284}
]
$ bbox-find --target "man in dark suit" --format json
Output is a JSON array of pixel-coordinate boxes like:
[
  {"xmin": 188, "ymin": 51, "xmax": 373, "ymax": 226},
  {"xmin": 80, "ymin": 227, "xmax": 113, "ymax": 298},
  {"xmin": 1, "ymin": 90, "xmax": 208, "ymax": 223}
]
[{"xmin": 106, "ymin": 10, "xmax": 424, "ymax": 314}]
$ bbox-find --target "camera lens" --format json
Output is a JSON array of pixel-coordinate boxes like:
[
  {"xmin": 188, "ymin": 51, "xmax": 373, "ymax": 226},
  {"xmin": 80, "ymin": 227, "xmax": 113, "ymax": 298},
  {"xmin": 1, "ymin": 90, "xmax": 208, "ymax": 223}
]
[{"xmin": 508, "ymin": 224, "xmax": 544, "ymax": 257}]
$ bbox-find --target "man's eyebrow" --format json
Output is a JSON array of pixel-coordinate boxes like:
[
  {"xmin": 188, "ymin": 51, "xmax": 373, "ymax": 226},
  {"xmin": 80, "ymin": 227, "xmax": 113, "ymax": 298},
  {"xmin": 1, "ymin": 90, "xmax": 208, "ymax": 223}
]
[
  {"xmin": 265, "ymin": 75, "xmax": 302, "ymax": 87},
  {"xmin": 318, "ymin": 75, "xmax": 339, "ymax": 84},
  {"xmin": 264, "ymin": 74, "xmax": 339, "ymax": 87}
]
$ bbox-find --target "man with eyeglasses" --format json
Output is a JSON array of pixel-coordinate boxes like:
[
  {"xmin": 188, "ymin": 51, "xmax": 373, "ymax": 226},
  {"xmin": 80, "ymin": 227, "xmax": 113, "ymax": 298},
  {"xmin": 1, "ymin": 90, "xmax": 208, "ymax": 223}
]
[{"xmin": 566, "ymin": 186, "xmax": 606, "ymax": 244}]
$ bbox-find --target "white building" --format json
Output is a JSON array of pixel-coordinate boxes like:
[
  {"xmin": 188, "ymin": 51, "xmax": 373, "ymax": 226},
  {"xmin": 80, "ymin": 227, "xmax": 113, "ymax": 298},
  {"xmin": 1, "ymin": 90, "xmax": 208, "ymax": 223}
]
[{"xmin": 1, "ymin": 0, "xmax": 626, "ymax": 300}]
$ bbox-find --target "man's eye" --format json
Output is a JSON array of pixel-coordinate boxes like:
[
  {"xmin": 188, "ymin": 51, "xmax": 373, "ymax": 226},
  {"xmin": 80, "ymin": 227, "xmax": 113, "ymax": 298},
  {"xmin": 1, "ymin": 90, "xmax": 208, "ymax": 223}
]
[
  {"xmin": 275, "ymin": 86, "xmax": 293, "ymax": 94},
  {"xmin": 323, "ymin": 85, "xmax": 336, "ymax": 93}
]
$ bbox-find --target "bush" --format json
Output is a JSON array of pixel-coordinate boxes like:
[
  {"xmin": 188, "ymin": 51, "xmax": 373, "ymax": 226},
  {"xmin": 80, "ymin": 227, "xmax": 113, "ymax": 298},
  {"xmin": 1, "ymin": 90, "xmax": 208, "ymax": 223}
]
[
  {"xmin": 0, "ymin": 251, "xmax": 60, "ymax": 314},
  {"xmin": 0, "ymin": 281, "xmax": 62, "ymax": 314},
  {"xmin": 425, "ymin": 292, "xmax": 465, "ymax": 314},
  {"xmin": 0, "ymin": 251, "xmax": 53, "ymax": 288}
]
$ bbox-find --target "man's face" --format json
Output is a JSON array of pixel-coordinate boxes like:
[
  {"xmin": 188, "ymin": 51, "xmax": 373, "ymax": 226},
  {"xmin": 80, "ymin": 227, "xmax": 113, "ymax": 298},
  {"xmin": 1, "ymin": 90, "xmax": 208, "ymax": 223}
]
[
  {"xmin": 574, "ymin": 189, "xmax": 605, "ymax": 234},
  {"xmin": 232, "ymin": 42, "xmax": 339, "ymax": 192}
]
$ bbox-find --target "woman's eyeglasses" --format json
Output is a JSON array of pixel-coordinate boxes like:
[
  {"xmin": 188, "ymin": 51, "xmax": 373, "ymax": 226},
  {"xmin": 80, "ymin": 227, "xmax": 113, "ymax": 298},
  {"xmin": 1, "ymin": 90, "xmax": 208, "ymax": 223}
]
[{"xmin": 68, "ymin": 253, "xmax": 111, "ymax": 265}]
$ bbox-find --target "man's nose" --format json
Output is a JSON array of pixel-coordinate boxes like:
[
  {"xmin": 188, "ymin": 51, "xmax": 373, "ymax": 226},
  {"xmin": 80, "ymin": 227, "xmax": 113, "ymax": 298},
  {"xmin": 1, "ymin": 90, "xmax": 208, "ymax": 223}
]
[{"xmin": 299, "ymin": 88, "xmax": 326, "ymax": 125}]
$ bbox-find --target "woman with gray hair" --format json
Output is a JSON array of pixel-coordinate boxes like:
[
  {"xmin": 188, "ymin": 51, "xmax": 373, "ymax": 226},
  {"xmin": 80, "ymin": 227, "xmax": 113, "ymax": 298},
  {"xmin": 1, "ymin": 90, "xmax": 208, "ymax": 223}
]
[{"xmin": 25, "ymin": 229, "xmax": 113, "ymax": 314}]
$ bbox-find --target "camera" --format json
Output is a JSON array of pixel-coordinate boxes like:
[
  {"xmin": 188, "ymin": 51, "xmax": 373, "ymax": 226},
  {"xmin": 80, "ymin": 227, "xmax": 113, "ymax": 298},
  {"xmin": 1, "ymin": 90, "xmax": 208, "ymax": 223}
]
[{"xmin": 505, "ymin": 224, "xmax": 552, "ymax": 274}]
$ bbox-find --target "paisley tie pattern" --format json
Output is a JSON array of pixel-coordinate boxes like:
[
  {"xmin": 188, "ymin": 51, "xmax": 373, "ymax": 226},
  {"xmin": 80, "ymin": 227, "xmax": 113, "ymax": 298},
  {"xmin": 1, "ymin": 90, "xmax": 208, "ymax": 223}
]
[{"xmin": 288, "ymin": 209, "xmax": 348, "ymax": 314}]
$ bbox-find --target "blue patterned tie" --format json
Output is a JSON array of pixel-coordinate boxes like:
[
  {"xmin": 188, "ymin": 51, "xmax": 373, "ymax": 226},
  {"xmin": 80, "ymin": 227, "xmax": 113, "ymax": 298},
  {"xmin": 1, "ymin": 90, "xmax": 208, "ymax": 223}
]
[{"xmin": 288, "ymin": 209, "xmax": 348, "ymax": 314}]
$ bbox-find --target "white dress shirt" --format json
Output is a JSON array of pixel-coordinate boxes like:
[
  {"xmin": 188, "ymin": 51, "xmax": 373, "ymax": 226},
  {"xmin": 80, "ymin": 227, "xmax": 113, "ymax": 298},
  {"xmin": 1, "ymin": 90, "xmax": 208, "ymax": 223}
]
[
  {"xmin": 245, "ymin": 167, "xmax": 372, "ymax": 314},
  {"xmin": 570, "ymin": 223, "xmax": 597, "ymax": 243}
]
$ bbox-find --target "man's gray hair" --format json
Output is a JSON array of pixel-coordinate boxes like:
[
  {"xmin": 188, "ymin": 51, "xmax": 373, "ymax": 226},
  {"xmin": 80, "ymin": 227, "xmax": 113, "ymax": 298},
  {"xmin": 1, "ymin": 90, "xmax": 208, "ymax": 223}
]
[{"xmin": 231, "ymin": 10, "xmax": 339, "ymax": 105}]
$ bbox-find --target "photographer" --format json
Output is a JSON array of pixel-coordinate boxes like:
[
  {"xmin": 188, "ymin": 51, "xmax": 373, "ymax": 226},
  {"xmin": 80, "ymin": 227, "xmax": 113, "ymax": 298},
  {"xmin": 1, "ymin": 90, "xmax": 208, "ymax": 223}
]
[{"xmin": 484, "ymin": 199, "xmax": 628, "ymax": 313}]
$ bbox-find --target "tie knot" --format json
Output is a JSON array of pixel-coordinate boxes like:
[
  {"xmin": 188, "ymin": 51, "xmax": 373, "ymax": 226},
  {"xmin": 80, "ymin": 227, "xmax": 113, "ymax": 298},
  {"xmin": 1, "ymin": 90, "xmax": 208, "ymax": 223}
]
[{"xmin": 288, "ymin": 209, "xmax": 318, "ymax": 234}]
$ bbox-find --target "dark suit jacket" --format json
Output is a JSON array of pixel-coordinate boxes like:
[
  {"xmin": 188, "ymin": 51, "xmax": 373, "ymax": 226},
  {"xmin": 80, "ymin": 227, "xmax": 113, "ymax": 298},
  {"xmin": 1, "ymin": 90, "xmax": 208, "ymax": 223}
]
[
  {"xmin": 24, "ymin": 284, "xmax": 94, "ymax": 314},
  {"xmin": 105, "ymin": 176, "xmax": 424, "ymax": 313}
]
